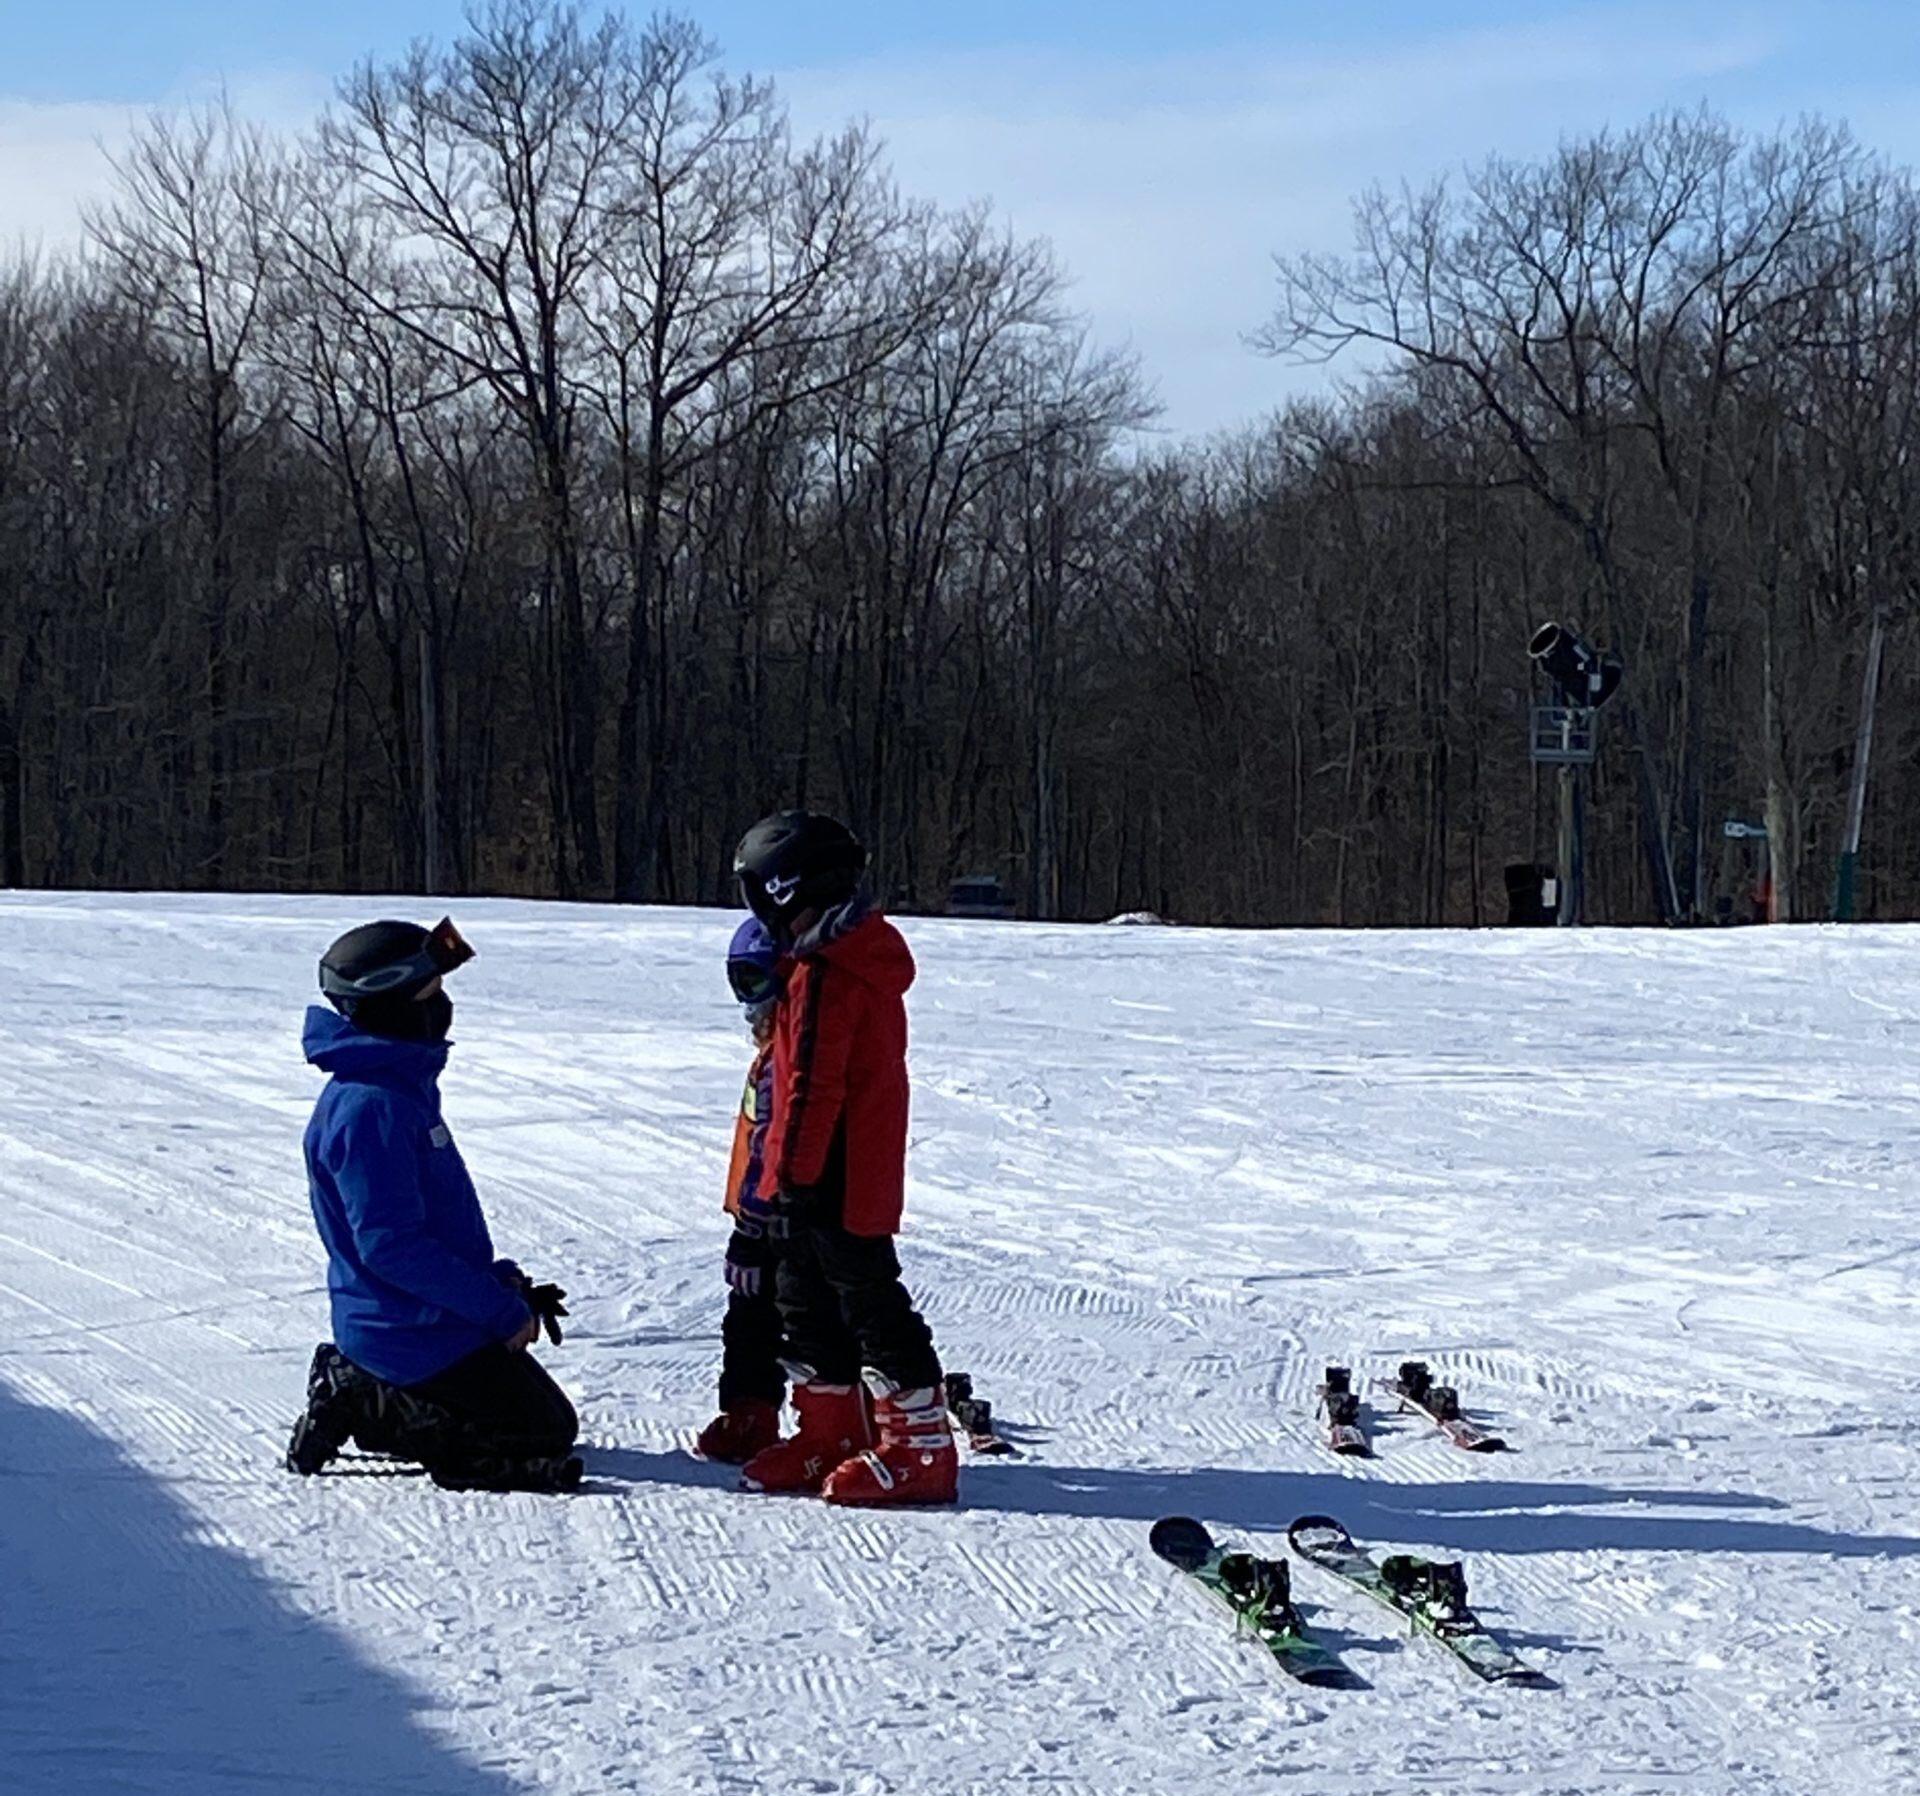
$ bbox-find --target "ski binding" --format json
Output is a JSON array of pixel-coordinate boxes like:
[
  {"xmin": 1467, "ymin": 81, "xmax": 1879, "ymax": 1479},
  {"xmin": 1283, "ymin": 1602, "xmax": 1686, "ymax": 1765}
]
[
  {"xmin": 1386, "ymin": 1360, "xmax": 1506, "ymax": 1451},
  {"xmin": 945, "ymin": 1371, "xmax": 1016, "ymax": 1456},
  {"xmin": 1318, "ymin": 1365, "xmax": 1371, "ymax": 1456}
]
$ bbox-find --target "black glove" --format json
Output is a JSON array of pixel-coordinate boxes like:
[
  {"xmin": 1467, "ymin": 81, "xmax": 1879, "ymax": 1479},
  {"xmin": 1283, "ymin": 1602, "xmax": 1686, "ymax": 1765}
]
[
  {"xmin": 725, "ymin": 1217, "xmax": 773, "ymax": 1298},
  {"xmin": 519, "ymin": 1278, "xmax": 569, "ymax": 1346}
]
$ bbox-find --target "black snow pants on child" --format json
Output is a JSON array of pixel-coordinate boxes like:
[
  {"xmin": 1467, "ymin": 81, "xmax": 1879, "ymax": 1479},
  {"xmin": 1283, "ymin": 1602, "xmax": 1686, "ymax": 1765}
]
[
  {"xmin": 774, "ymin": 1220, "xmax": 941, "ymax": 1391},
  {"xmin": 290, "ymin": 1342, "xmax": 578, "ymax": 1490}
]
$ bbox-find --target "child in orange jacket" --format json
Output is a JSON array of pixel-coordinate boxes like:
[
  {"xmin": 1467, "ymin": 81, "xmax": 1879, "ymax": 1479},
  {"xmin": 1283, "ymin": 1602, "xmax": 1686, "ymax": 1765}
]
[{"xmin": 695, "ymin": 918, "xmax": 788, "ymax": 1463}]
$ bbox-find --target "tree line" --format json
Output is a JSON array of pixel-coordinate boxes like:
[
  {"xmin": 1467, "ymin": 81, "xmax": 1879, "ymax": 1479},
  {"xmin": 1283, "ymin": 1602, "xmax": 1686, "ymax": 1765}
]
[{"xmin": 3, "ymin": 3, "xmax": 1918, "ymax": 925}]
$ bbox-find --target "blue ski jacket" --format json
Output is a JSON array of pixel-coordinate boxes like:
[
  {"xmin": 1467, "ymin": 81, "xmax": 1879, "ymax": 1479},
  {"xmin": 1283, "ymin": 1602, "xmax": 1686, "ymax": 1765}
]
[{"xmin": 301, "ymin": 1006, "xmax": 531, "ymax": 1386}]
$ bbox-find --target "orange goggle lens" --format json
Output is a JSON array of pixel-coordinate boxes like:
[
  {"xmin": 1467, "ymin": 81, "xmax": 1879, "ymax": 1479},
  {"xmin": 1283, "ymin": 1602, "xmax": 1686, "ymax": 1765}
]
[{"xmin": 427, "ymin": 916, "xmax": 476, "ymax": 974}]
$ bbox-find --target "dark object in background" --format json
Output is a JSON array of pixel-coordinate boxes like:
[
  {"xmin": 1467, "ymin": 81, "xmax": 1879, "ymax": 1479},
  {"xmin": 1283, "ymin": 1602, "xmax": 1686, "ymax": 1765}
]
[
  {"xmin": 1528, "ymin": 621, "xmax": 1623, "ymax": 709},
  {"xmin": 947, "ymin": 875, "xmax": 1014, "ymax": 919},
  {"xmin": 1504, "ymin": 863, "xmax": 1557, "ymax": 926}
]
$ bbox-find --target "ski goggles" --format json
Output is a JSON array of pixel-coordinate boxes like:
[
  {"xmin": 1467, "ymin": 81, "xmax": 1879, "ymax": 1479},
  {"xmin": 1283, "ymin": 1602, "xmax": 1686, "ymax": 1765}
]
[
  {"xmin": 726, "ymin": 955, "xmax": 781, "ymax": 1008},
  {"xmin": 320, "ymin": 916, "xmax": 476, "ymax": 1000}
]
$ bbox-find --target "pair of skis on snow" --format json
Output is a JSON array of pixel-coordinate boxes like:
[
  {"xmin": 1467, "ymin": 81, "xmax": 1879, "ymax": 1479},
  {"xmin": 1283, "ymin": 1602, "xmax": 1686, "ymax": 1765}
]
[
  {"xmin": 1151, "ymin": 1515, "xmax": 1551, "ymax": 1689},
  {"xmin": 1319, "ymin": 1360, "xmax": 1505, "ymax": 1457}
]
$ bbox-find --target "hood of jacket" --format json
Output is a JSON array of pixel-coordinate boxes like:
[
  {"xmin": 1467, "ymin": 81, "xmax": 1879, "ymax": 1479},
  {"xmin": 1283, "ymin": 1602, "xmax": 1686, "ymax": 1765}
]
[
  {"xmin": 302, "ymin": 1003, "xmax": 450, "ymax": 1087},
  {"xmin": 806, "ymin": 909, "xmax": 915, "ymax": 999}
]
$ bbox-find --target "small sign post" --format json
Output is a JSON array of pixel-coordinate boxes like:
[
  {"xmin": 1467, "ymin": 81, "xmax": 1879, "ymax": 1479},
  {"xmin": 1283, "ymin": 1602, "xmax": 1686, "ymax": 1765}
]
[{"xmin": 1722, "ymin": 820, "xmax": 1772, "ymax": 921}]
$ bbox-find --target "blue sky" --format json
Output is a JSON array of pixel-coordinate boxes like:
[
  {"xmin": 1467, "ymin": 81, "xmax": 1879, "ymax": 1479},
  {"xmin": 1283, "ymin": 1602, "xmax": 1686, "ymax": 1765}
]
[
  {"xmin": 8, "ymin": 2, "xmax": 1672, "ymax": 99},
  {"xmin": 7, "ymin": 3, "xmax": 1920, "ymax": 434}
]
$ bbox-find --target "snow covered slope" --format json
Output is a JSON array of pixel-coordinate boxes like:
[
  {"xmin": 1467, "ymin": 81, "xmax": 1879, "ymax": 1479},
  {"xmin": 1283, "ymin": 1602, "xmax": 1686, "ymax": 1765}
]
[{"xmin": 2, "ymin": 892, "xmax": 1918, "ymax": 1794}]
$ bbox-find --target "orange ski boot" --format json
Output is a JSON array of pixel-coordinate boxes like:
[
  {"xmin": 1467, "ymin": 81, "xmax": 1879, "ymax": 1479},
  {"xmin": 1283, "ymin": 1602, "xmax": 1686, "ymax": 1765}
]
[
  {"xmin": 695, "ymin": 1399, "xmax": 782, "ymax": 1465},
  {"xmin": 822, "ymin": 1378, "xmax": 959, "ymax": 1507},
  {"xmin": 739, "ymin": 1382, "xmax": 872, "ymax": 1494}
]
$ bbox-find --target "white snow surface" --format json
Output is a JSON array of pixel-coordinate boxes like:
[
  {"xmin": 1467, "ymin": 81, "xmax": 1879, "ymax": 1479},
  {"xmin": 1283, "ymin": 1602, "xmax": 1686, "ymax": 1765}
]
[{"xmin": 3, "ymin": 892, "xmax": 1919, "ymax": 1795}]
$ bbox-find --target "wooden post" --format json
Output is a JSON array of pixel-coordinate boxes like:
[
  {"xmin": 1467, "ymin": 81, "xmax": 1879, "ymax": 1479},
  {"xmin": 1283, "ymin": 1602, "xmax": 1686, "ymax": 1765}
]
[{"xmin": 1555, "ymin": 749, "xmax": 1588, "ymax": 925}]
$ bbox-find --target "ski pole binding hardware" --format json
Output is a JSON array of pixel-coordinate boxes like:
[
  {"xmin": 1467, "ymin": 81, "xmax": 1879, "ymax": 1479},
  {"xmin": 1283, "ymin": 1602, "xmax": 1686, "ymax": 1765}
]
[
  {"xmin": 1387, "ymin": 1360, "xmax": 1506, "ymax": 1452},
  {"xmin": 1317, "ymin": 1364, "xmax": 1371, "ymax": 1456},
  {"xmin": 944, "ymin": 1370, "xmax": 1015, "ymax": 1455},
  {"xmin": 1381, "ymin": 1554, "xmax": 1474, "ymax": 1635}
]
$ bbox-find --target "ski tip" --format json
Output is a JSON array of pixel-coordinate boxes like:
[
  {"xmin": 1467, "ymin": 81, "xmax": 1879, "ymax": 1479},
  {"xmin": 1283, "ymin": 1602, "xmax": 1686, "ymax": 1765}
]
[
  {"xmin": 1149, "ymin": 1515, "xmax": 1215, "ymax": 1569},
  {"xmin": 1287, "ymin": 1513, "xmax": 1354, "ymax": 1553}
]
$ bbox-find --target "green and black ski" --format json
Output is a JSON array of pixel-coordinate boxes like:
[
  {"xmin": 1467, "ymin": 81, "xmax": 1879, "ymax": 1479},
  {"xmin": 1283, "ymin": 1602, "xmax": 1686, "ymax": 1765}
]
[
  {"xmin": 1150, "ymin": 1516, "xmax": 1365, "ymax": 1689},
  {"xmin": 1287, "ymin": 1514, "xmax": 1551, "ymax": 1687}
]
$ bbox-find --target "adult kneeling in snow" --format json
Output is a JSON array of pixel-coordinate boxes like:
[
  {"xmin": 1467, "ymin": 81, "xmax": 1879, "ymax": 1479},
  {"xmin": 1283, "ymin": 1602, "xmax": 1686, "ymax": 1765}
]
[{"xmin": 285, "ymin": 916, "xmax": 581, "ymax": 1493}]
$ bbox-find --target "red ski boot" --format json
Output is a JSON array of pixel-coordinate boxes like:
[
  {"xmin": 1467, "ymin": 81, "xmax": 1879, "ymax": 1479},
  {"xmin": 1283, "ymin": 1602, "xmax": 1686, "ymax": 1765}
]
[
  {"xmin": 695, "ymin": 1399, "xmax": 782, "ymax": 1465},
  {"xmin": 739, "ymin": 1382, "xmax": 872, "ymax": 1494},
  {"xmin": 822, "ymin": 1379, "xmax": 959, "ymax": 1507}
]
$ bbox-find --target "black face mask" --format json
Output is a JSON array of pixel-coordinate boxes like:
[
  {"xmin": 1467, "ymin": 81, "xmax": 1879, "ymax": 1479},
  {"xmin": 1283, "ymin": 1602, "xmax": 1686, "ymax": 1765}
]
[
  {"xmin": 418, "ymin": 992, "xmax": 454, "ymax": 1041},
  {"xmin": 352, "ymin": 991, "xmax": 454, "ymax": 1042}
]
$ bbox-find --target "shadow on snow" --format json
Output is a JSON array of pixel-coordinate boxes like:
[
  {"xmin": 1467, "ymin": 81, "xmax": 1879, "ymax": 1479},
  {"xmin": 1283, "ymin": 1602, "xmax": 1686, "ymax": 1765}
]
[
  {"xmin": 952, "ymin": 1460, "xmax": 1920, "ymax": 1560},
  {"xmin": 0, "ymin": 1378, "xmax": 521, "ymax": 1796}
]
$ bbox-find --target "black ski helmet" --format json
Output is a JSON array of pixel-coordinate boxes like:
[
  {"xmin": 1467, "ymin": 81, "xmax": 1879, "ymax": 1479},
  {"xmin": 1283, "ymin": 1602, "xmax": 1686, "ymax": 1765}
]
[
  {"xmin": 734, "ymin": 811, "xmax": 867, "ymax": 932},
  {"xmin": 319, "ymin": 916, "xmax": 474, "ymax": 1035}
]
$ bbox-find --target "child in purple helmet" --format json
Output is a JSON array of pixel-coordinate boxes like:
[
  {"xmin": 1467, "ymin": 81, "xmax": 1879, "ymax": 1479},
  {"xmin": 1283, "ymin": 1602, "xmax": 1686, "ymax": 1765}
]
[{"xmin": 695, "ymin": 917, "xmax": 790, "ymax": 1462}]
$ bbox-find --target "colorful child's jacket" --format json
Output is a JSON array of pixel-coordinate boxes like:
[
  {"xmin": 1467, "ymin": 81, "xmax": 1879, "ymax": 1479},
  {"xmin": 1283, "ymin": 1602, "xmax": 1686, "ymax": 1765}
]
[{"xmin": 724, "ymin": 1044, "xmax": 776, "ymax": 1218}]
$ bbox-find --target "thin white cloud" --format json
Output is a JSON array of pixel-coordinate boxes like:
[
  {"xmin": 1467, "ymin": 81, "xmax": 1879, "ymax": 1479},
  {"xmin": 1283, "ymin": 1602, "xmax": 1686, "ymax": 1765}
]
[
  {"xmin": 0, "ymin": 7, "xmax": 1803, "ymax": 435},
  {"xmin": 0, "ymin": 73, "xmax": 325, "ymax": 258},
  {"xmin": 775, "ymin": 6, "xmax": 1788, "ymax": 434},
  {"xmin": 0, "ymin": 99, "xmax": 138, "ymax": 251}
]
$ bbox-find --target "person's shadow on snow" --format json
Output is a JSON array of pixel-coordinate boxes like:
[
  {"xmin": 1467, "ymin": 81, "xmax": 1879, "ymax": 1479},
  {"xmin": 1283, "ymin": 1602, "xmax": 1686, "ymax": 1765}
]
[
  {"xmin": 582, "ymin": 1438, "xmax": 1917, "ymax": 1563},
  {"xmin": 582, "ymin": 1444, "xmax": 742, "ymax": 1492},
  {"xmin": 951, "ymin": 1458, "xmax": 1920, "ymax": 1561}
]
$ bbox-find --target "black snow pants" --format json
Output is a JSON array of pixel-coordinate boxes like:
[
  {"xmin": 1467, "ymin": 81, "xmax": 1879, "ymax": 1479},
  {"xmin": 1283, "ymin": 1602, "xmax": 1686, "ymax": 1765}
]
[
  {"xmin": 357, "ymin": 1343, "xmax": 578, "ymax": 1470},
  {"xmin": 719, "ymin": 1285, "xmax": 788, "ymax": 1409},
  {"xmin": 775, "ymin": 1221, "xmax": 941, "ymax": 1392}
]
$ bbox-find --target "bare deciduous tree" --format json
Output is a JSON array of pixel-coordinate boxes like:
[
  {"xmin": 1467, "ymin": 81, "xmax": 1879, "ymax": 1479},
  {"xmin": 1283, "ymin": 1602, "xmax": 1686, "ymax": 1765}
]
[{"xmin": 6, "ymin": 37, "xmax": 1920, "ymax": 931}]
